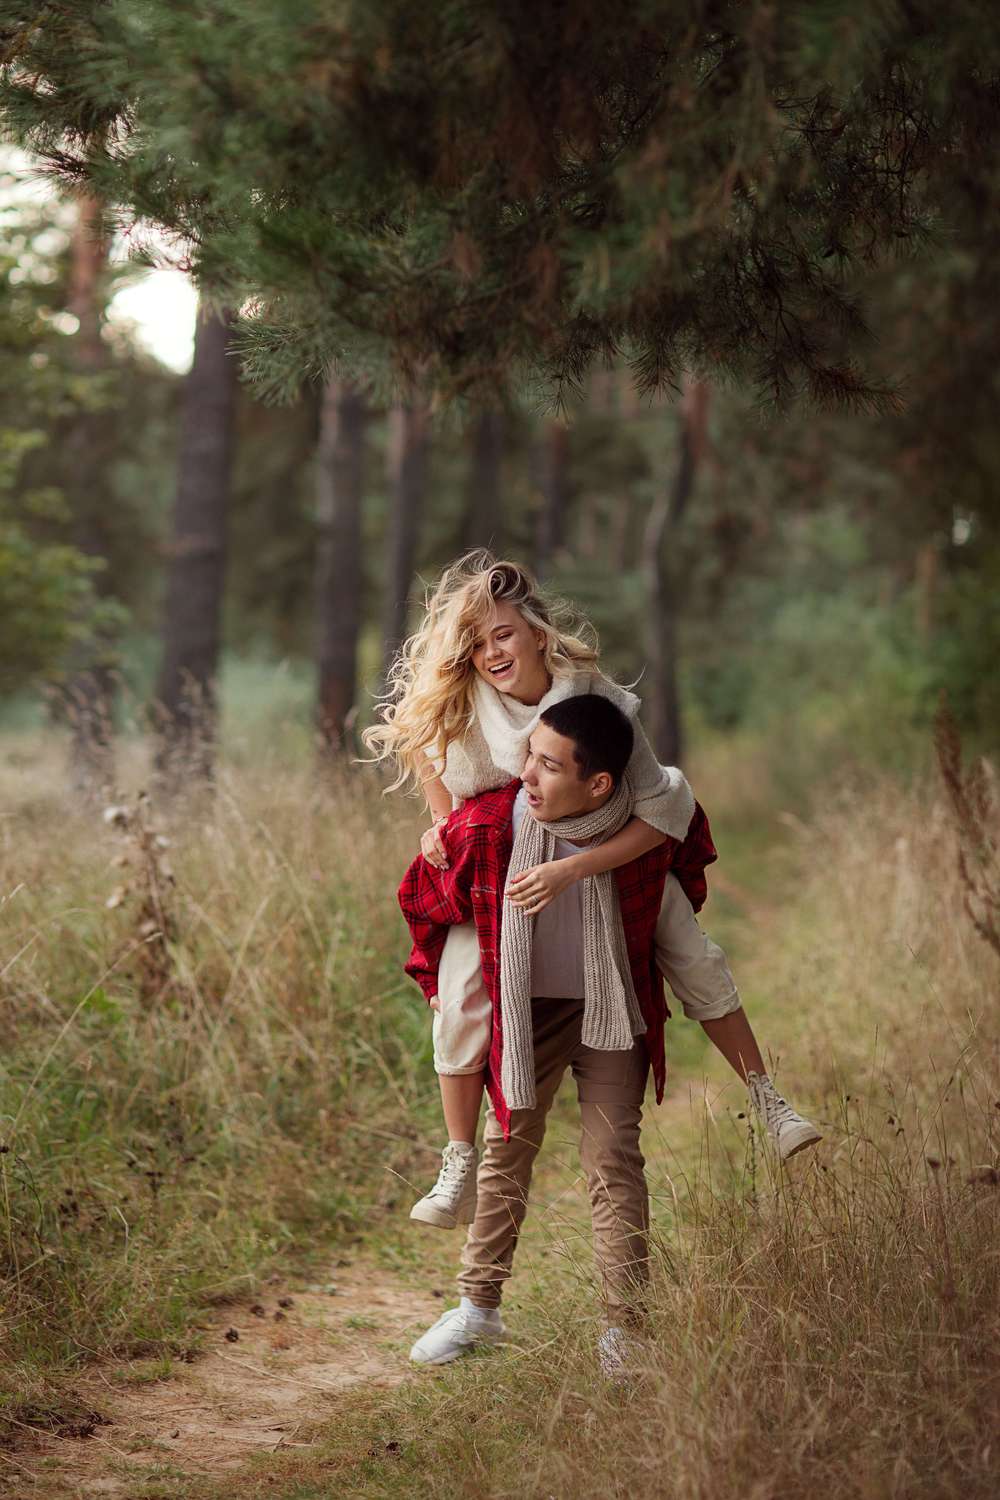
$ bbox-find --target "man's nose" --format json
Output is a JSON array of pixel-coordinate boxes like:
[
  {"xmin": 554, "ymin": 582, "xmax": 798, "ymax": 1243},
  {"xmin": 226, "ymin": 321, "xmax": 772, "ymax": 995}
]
[{"xmin": 522, "ymin": 758, "xmax": 537, "ymax": 784}]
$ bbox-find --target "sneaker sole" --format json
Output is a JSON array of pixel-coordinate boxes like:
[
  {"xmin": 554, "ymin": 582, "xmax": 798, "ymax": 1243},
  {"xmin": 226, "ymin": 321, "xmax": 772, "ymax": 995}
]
[
  {"xmin": 779, "ymin": 1127, "xmax": 823, "ymax": 1163},
  {"xmin": 409, "ymin": 1199, "xmax": 477, "ymax": 1230},
  {"xmin": 410, "ymin": 1329, "xmax": 506, "ymax": 1365}
]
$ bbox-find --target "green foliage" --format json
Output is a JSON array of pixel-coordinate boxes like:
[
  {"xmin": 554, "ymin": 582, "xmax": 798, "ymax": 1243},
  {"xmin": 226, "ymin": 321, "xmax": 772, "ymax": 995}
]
[
  {"xmin": 0, "ymin": 164, "xmax": 180, "ymax": 703},
  {"xmin": 0, "ymin": 518, "xmax": 103, "ymax": 689},
  {"xmin": 3, "ymin": 2, "xmax": 997, "ymax": 406},
  {"xmin": 0, "ymin": 428, "xmax": 121, "ymax": 695}
]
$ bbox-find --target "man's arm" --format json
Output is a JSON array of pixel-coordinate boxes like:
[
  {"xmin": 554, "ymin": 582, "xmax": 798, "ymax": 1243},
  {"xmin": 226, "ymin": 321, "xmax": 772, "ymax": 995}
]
[{"xmin": 397, "ymin": 832, "xmax": 478, "ymax": 1003}]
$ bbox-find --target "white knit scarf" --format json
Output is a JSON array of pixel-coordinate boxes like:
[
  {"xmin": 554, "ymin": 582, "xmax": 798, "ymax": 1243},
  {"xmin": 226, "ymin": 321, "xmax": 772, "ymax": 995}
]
[
  {"xmin": 499, "ymin": 775, "xmax": 646, "ymax": 1112},
  {"xmin": 440, "ymin": 672, "xmax": 588, "ymax": 800},
  {"xmin": 440, "ymin": 671, "xmax": 695, "ymax": 843}
]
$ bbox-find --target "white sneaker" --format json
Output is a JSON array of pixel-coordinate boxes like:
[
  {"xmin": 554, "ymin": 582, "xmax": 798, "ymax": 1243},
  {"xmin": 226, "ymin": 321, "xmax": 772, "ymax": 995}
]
[
  {"xmin": 410, "ymin": 1141, "xmax": 479, "ymax": 1229},
  {"xmin": 598, "ymin": 1325, "xmax": 645, "ymax": 1382},
  {"xmin": 747, "ymin": 1072, "xmax": 822, "ymax": 1162},
  {"xmin": 409, "ymin": 1301, "xmax": 506, "ymax": 1365}
]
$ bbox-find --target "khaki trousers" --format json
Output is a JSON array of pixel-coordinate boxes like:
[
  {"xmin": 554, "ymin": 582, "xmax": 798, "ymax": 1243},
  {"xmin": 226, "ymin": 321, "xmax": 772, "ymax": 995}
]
[{"xmin": 457, "ymin": 996, "xmax": 651, "ymax": 1326}]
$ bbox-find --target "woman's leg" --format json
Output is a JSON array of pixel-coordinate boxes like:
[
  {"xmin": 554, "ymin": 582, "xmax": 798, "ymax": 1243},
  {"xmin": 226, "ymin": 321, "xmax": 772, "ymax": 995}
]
[
  {"xmin": 654, "ymin": 874, "xmax": 820, "ymax": 1159},
  {"xmin": 411, "ymin": 924, "xmax": 493, "ymax": 1227},
  {"xmin": 654, "ymin": 873, "xmax": 750, "ymax": 1079},
  {"xmin": 439, "ymin": 1070, "xmax": 487, "ymax": 1145},
  {"xmin": 431, "ymin": 921, "xmax": 493, "ymax": 1142},
  {"xmin": 698, "ymin": 1008, "xmax": 765, "ymax": 1082}
]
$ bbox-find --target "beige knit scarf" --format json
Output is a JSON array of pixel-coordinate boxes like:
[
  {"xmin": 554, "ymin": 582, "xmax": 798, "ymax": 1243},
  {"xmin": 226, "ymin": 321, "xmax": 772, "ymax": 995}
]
[{"xmin": 499, "ymin": 776, "xmax": 646, "ymax": 1112}]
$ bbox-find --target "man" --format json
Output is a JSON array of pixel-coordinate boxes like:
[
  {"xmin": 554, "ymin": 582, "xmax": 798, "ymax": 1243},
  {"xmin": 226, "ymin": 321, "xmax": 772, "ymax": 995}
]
[{"xmin": 398, "ymin": 692, "xmax": 716, "ymax": 1372}]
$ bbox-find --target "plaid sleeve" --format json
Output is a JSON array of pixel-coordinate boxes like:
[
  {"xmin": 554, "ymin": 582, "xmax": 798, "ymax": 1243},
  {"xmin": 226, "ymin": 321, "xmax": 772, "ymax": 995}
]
[
  {"xmin": 669, "ymin": 801, "xmax": 718, "ymax": 913},
  {"xmin": 397, "ymin": 837, "xmax": 477, "ymax": 1003}
]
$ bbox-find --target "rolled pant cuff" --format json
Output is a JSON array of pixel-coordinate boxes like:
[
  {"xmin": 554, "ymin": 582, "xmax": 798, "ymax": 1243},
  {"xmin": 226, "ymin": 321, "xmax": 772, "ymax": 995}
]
[
  {"xmin": 680, "ymin": 987, "xmax": 741, "ymax": 1022},
  {"xmin": 455, "ymin": 1283, "xmax": 502, "ymax": 1309}
]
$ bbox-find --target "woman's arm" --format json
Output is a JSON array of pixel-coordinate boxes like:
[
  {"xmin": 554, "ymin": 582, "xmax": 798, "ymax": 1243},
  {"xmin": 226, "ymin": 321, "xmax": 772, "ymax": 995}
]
[
  {"xmin": 566, "ymin": 814, "xmax": 668, "ymax": 878},
  {"xmin": 423, "ymin": 765, "xmax": 453, "ymax": 822},
  {"xmin": 507, "ymin": 816, "xmax": 670, "ymax": 911},
  {"xmin": 420, "ymin": 758, "xmax": 454, "ymax": 868}
]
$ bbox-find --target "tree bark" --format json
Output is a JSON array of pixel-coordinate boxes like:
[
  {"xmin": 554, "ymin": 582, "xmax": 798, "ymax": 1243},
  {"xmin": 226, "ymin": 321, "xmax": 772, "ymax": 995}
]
[
  {"xmin": 462, "ymin": 408, "xmax": 504, "ymax": 552},
  {"xmin": 534, "ymin": 418, "xmax": 570, "ymax": 579},
  {"xmin": 153, "ymin": 305, "xmax": 238, "ymax": 788},
  {"xmin": 642, "ymin": 379, "xmax": 710, "ymax": 765},
  {"xmin": 63, "ymin": 194, "xmax": 115, "ymax": 800},
  {"xmin": 381, "ymin": 403, "xmax": 429, "ymax": 685},
  {"xmin": 914, "ymin": 539, "xmax": 938, "ymax": 643},
  {"xmin": 315, "ymin": 379, "xmax": 368, "ymax": 753}
]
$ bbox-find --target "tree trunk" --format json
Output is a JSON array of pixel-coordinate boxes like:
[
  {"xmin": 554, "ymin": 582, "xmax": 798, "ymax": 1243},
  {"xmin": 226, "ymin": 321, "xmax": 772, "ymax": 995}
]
[
  {"xmin": 315, "ymin": 379, "xmax": 368, "ymax": 753},
  {"xmin": 153, "ymin": 305, "xmax": 238, "ymax": 788},
  {"xmin": 381, "ymin": 403, "xmax": 428, "ymax": 685},
  {"xmin": 63, "ymin": 194, "xmax": 115, "ymax": 800},
  {"xmin": 534, "ymin": 418, "xmax": 570, "ymax": 579},
  {"xmin": 642, "ymin": 379, "xmax": 710, "ymax": 765},
  {"xmin": 914, "ymin": 539, "xmax": 939, "ymax": 643},
  {"xmin": 462, "ymin": 408, "xmax": 504, "ymax": 552}
]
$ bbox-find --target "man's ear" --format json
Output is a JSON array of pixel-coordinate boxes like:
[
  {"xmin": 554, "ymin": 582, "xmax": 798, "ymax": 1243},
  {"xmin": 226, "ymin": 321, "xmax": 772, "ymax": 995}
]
[{"xmin": 589, "ymin": 771, "xmax": 612, "ymax": 799}]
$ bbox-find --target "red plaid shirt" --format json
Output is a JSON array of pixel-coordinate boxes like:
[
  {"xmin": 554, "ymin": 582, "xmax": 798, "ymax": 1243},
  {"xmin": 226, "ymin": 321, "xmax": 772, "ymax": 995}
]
[{"xmin": 398, "ymin": 780, "xmax": 718, "ymax": 1140}]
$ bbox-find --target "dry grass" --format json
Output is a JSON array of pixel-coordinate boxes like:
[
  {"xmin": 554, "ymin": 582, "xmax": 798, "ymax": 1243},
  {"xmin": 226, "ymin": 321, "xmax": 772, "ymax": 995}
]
[
  {"xmin": 281, "ymin": 758, "xmax": 999, "ymax": 1500},
  {"xmin": 0, "ymin": 734, "xmax": 436, "ymax": 1432},
  {"xmin": 1, "ymin": 728, "xmax": 998, "ymax": 1500}
]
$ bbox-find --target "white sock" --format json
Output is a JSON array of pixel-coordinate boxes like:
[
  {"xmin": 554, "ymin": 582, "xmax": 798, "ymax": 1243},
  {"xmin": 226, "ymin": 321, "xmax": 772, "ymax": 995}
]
[
  {"xmin": 460, "ymin": 1296, "xmax": 499, "ymax": 1323},
  {"xmin": 448, "ymin": 1139, "xmax": 476, "ymax": 1153}
]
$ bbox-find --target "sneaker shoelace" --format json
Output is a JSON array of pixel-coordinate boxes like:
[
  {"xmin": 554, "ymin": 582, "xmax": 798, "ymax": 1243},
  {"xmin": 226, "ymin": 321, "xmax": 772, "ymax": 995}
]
[
  {"xmin": 754, "ymin": 1077, "xmax": 798, "ymax": 1133},
  {"xmin": 432, "ymin": 1147, "xmax": 472, "ymax": 1197}
]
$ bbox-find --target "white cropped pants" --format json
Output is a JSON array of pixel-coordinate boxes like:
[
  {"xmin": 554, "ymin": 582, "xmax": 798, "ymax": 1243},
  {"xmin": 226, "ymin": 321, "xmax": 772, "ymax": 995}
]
[{"xmin": 432, "ymin": 872, "xmax": 742, "ymax": 1075}]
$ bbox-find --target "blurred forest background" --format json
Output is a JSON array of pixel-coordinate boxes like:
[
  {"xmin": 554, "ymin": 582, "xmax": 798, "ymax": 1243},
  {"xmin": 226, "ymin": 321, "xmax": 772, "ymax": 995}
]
[
  {"xmin": 2, "ymin": 156, "xmax": 997, "ymax": 795},
  {"xmin": 1, "ymin": 8, "xmax": 998, "ymax": 1497}
]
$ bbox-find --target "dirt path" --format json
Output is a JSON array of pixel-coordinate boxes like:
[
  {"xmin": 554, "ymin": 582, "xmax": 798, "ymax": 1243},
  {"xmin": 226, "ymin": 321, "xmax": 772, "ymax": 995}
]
[
  {"xmin": 6, "ymin": 1262, "xmax": 444, "ymax": 1498},
  {"xmin": 7, "ymin": 1091, "xmax": 727, "ymax": 1500}
]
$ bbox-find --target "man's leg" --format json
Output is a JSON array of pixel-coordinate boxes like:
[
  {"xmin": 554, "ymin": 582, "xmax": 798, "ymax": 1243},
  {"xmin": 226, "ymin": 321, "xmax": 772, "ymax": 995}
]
[
  {"xmin": 456, "ymin": 997, "xmax": 582, "ymax": 1310},
  {"xmin": 573, "ymin": 1037, "xmax": 652, "ymax": 1330}
]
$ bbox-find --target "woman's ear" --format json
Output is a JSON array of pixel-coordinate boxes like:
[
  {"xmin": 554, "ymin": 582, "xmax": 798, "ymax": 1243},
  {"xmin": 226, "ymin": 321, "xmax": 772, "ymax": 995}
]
[{"xmin": 534, "ymin": 630, "xmax": 546, "ymax": 653}]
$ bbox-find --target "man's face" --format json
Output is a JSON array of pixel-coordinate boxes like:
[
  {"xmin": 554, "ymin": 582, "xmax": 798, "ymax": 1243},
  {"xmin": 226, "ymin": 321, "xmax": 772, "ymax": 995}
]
[{"xmin": 521, "ymin": 722, "xmax": 612, "ymax": 823}]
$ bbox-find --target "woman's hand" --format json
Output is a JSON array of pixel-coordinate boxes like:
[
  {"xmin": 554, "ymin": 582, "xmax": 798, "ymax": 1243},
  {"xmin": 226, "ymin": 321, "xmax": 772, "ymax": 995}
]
[
  {"xmin": 420, "ymin": 817, "xmax": 450, "ymax": 870},
  {"xmin": 507, "ymin": 858, "xmax": 577, "ymax": 915}
]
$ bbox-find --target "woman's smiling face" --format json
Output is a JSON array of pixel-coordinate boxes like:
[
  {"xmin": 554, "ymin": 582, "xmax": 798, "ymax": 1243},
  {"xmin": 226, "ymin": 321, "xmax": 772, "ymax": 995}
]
[{"xmin": 470, "ymin": 602, "xmax": 549, "ymax": 703}]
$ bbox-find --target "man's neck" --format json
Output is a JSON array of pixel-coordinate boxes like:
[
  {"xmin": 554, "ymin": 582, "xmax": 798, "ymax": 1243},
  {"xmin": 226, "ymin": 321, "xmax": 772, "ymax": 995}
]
[{"xmin": 524, "ymin": 789, "xmax": 614, "ymax": 845}]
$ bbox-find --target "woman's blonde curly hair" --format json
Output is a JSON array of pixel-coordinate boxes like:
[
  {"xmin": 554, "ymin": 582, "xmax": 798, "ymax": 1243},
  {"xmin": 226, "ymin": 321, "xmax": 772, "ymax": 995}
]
[{"xmin": 363, "ymin": 549, "xmax": 599, "ymax": 795}]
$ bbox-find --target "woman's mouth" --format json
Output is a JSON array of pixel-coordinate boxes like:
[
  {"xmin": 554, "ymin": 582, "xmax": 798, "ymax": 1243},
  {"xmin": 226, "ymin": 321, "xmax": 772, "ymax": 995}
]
[{"xmin": 487, "ymin": 659, "xmax": 515, "ymax": 680}]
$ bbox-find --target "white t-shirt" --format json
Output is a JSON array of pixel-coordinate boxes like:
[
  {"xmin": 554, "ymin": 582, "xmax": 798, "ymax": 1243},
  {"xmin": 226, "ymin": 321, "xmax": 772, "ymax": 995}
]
[{"xmin": 511, "ymin": 786, "xmax": 585, "ymax": 1000}]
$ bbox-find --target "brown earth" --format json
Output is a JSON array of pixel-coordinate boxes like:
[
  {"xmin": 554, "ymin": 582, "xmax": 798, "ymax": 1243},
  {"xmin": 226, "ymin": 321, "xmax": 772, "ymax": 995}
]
[{"xmin": 4, "ymin": 1262, "xmax": 444, "ymax": 1498}]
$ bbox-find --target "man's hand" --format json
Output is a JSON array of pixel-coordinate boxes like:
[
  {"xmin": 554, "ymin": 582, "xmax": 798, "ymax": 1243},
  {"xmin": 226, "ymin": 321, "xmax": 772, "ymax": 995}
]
[
  {"xmin": 420, "ymin": 817, "xmax": 450, "ymax": 869},
  {"xmin": 507, "ymin": 858, "xmax": 577, "ymax": 915}
]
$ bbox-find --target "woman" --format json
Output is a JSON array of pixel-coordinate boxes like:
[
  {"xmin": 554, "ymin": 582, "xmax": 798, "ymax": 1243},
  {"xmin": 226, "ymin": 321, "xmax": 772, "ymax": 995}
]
[{"xmin": 365, "ymin": 552, "xmax": 820, "ymax": 1226}]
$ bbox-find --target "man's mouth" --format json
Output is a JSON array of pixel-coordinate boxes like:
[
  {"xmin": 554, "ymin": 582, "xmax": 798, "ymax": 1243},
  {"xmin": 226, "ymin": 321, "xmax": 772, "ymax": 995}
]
[
  {"xmin": 526, "ymin": 791, "xmax": 541, "ymax": 807},
  {"xmin": 487, "ymin": 659, "xmax": 514, "ymax": 679}
]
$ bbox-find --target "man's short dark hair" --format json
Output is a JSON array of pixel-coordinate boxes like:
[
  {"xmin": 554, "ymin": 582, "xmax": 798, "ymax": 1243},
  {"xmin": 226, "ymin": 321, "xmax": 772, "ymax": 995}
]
[{"xmin": 538, "ymin": 693, "xmax": 634, "ymax": 785}]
